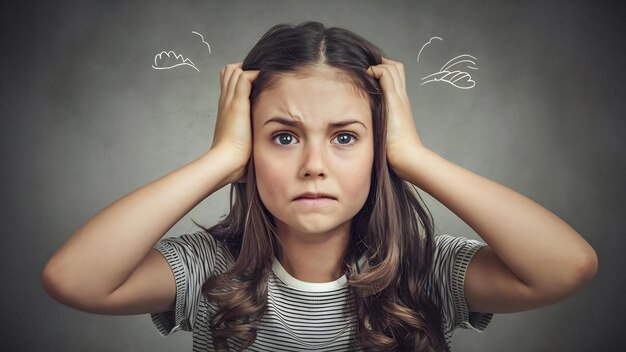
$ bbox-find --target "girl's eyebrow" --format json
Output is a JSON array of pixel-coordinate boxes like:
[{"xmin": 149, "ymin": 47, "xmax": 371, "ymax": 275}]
[{"xmin": 263, "ymin": 117, "xmax": 367, "ymax": 130}]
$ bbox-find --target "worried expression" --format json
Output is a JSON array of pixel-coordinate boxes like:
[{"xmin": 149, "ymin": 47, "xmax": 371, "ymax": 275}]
[{"xmin": 252, "ymin": 69, "xmax": 374, "ymax": 241}]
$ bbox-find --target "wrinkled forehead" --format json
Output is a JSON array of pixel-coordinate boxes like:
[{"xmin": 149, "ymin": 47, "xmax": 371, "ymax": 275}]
[{"xmin": 251, "ymin": 68, "xmax": 371, "ymax": 127}]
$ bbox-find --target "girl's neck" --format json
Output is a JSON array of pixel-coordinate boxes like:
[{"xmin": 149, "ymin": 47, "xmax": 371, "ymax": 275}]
[{"xmin": 275, "ymin": 225, "xmax": 350, "ymax": 283}]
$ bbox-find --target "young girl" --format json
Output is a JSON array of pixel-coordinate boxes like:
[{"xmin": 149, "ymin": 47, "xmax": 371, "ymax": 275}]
[{"xmin": 42, "ymin": 21, "xmax": 598, "ymax": 351}]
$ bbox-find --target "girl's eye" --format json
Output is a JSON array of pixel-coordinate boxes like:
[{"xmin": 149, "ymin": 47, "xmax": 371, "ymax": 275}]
[
  {"xmin": 332, "ymin": 133, "xmax": 358, "ymax": 145},
  {"xmin": 272, "ymin": 132, "xmax": 297, "ymax": 145},
  {"xmin": 271, "ymin": 132, "xmax": 358, "ymax": 146}
]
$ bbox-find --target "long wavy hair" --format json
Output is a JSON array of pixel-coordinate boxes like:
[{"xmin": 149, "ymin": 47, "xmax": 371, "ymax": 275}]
[{"xmin": 194, "ymin": 21, "xmax": 449, "ymax": 351}]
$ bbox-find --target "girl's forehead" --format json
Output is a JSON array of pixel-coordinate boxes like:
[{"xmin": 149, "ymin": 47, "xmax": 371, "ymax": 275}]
[{"xmin": 252, "ymin": 72, "xmax": 371, "ymax": 127}]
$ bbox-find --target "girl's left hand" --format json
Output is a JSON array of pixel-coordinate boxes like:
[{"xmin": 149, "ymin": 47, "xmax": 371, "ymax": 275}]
[{"xmin": 367, "ymin": 57, "xmax": 425, "ymax": 175}]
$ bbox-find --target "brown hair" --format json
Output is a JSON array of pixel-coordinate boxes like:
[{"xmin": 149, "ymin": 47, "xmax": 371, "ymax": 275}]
[{"xmin": 193, "ymin": 21, "xmax": 449, "ymax": 351}]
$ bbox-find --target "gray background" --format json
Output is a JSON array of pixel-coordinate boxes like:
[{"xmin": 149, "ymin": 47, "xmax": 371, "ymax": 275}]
[{"xmin": 2, "ymin": 0, "xmax": 623, "ymax": 351}]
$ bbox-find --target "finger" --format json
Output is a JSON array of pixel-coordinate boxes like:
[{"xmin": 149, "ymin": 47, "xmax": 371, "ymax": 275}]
[
  {"xmin": 222, "ymin": 63, "xmax": 242, "ymax": 98},
  {"xmin": 221, "ymin": 63, "xmax": 236, "ymax": 93},
  {"xmin": 225, "ymin": 66, "xmax": 244, "ymax": 103},
  {"xmin": 219, "ymin": 63, "xmax": 239, "ymax": 104},
  {"xmin": 382, "ymin": 60, "xmax": 404, "ymax": 93},
  {"xmin": 396, "ymin": 62, "xmax": 406, "ymax": 91},
  {"xmin": 369, "ymin": 65, "xmax": 401, "ymax": 97},
  {"xmin": 219, "ymin": 67, "xmax": 226, "ymax": 105},
  {"xmin": 384, "ymin": 64, "xmax": 402, "ymax": 93},
  {"xmin": 234, "ymin": 70, "xmax": 261, "ymax": 104},
  {"xmin": 381, "ymin": 57, "xmax": 406, "ymax": 92}
]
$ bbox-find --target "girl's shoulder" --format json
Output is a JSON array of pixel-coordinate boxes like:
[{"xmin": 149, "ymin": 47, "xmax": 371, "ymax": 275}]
[
  {"xmin": 428, "ymin": 234, "xmax": 493, "ymax": 333},
  {"xmin": 430, "ymin": 234, "xmax": 487, "ymax": 283},
  {"xmin": 155, "ymin": 230, "xmax": 237, "ymax": 270},
  {"xmin": 433, "ymin": 234, "xmax": 487, "ymax": 259}
]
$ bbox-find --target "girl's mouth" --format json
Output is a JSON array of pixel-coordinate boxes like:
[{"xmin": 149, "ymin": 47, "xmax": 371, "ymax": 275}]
[
  {"xmin": 293, "ymin": 197, "xmax": 336, "ymax": 207},
  {"xmin": 294, "ymin": 192, "xmax": 336, "ymax": 200}
]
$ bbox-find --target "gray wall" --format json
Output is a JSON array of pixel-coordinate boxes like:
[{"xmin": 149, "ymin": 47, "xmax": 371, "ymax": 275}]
[{"xmin": 2, "ymin": 0, "xmax": 623, "ymax": 351}]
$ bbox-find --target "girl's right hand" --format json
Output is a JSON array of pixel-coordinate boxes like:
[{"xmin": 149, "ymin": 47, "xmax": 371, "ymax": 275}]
[{"xmin": 210, "ymin": 63, "xmax": 261, "ymax": 184}]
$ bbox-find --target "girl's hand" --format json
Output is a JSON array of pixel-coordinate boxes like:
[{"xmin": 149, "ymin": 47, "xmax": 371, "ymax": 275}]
[
  {"xmin": 367, "ymin": 57, "xmax": 425, "ymax": 176},
  {"xmin": 210, "ymin": 63, "xmax": 260, "ymax": 183}
]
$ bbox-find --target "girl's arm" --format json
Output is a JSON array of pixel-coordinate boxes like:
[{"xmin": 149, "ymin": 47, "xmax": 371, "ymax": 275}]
[
  {"xmin": 398, "ymin": 146, "xmax": 597, "ymax": 313},
  {"xmin": 368, "ymin": 58, "xmax": 598, "ymax": 314},
  {"xmin": 41, "ymin": 64, "xmax": 260, "ymax": 315}
]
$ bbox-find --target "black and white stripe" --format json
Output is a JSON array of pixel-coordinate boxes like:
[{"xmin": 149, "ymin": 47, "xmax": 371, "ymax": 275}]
[{"xmin": 150, "ymin": 231, "xmax": 493, "ymax": 351}]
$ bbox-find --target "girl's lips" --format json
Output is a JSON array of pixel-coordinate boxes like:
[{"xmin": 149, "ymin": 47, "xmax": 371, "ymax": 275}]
[
  {"xmin": 294, "ymin": 192, "xmax": 336, "ymax": 200},
  {"xmin": 293, "ymin": 197, "xmax": 336, "ymax": 207}
]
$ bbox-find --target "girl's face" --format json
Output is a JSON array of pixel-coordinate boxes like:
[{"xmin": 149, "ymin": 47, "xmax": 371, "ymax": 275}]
[{"xmin": 252, "ymin": 68, "xmax": 374, "ymax": 241}]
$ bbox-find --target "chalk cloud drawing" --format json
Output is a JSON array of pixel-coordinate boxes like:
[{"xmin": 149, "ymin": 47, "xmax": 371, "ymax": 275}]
[
  {"xmin": 192, "ymin": 31, "xmax": 211, "ymax": 53},
  {"xmin": 151, "ymin": 30, "xmax": 211, "ymax": 72},
  {"xmin": 418, "ymin": 36, "xmax": 443, "ymax": 63},
  {"xmin": 152, "ymin": 50, "xmax": 200, "ymax": 72},
  {"xmin": 418, "ymin": 36, "xmax": 478, "ymax": 89}
]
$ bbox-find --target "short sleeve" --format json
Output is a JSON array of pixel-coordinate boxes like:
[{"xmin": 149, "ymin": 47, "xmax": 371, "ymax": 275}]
[
  {"xmin": 430, "ymin": 234, "xmax": 493, "ymax": 334},
  {"xmin": 149, "ymin": 231, "xmax": 222, "ymax": 336}
]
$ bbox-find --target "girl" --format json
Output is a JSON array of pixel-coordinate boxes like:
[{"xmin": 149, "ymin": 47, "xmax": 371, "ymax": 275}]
[{"xmin": 42, "ymin": 22, "xmax": 598, "ymax": 351}]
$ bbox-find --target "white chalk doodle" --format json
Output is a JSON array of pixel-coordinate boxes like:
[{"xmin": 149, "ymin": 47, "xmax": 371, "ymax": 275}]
[
  {"xmin": 152, "ymin": 50, "xmax": 200, "ymax": 72},
  {"xmin": 192, "ymin": 31, "xmax": 211, "ymax": 53},
  {"xmin": 420, "ymin": 54, "xmax": 478, "ymax": 89},
  {"xmin": 417, "ymin": 36, "xmax": 478, "ymax": 89},
  {"xmin": 417, "ymin": 36, "xmax": 443, "ymax": 63}
]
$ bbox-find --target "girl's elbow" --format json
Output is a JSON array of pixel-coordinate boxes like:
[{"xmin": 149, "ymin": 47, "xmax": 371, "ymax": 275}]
[
  {"xmin": 560, "ymin": 246, "xmax": 599, "ymax": 296},
  {"xmin": 576, "ymin": 246, "xmax": 598, "ymax": 285},
  {"xmin": 562, "ymin": 236, "xmax": 599, "ymax": 290},
  {"xmin": 41, "ymin": 259, "xmax": 97, "ymax": 311},
  {"xmin": 42, "ymin": 259, "xmax": 73, "ymax": 306},
  {"xmin": 540, "ymin": 246, "xmax": 598, "ymax": 303}
]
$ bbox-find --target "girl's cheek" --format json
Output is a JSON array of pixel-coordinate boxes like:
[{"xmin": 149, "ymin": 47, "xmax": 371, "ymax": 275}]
[{"xmin": 255, "ymin": 154, "xmax": 285, "ymax": 190}]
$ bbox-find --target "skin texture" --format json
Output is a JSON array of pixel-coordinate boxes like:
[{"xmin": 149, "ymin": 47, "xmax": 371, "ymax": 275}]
[{"xmin": 252, "ymin": 66, "xmax": 374, "ymax": 283}]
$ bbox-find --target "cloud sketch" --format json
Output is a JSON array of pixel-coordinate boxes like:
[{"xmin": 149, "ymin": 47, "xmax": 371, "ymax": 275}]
[
  {"xmin": 418, "ymin": 36, "xmax": 478, "ymax": 89},
  {"xmin": 192, "ymin": 31, "xmax": 211, "ymax": 53},
  {"xmin": 420, "ymin": 54, "xmax": 478, "ymax": 89},
  {"xmin": 152, "ymin": 50, "xmax": 200, "ymax": 72},
  {"xmin": 418, "ymin": 36, "xmax": 443, "ymax": 63}
]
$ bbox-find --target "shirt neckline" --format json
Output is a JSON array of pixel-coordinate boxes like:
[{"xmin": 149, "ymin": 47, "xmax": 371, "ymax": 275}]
[{"xmin": 271, "ymin": 256, "xmax": 348, "ymax": 292}]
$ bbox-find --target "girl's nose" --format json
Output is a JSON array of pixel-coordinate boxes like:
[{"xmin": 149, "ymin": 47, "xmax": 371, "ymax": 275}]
[{"xmin": 299, "ymin": 143, "xmax": 327, "ymax": 178}]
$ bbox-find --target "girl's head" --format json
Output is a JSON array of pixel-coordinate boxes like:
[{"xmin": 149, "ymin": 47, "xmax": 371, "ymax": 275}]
[
  {"xmin": 199, "ymin": 22, "xmax": 449, "ymax": 351},
  {"xmin": 248, "ymin": 37, "xmax": 378, "ymax": 243},
  {"xmin": 240, "ymin": 22, "xmax": 388, "ymax": 264}
]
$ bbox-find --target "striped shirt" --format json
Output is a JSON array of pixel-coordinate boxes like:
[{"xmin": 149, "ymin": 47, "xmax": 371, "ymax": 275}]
[{"xmin": 150, "ymin": 231, "xmax": 493, "ymax": 351}]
